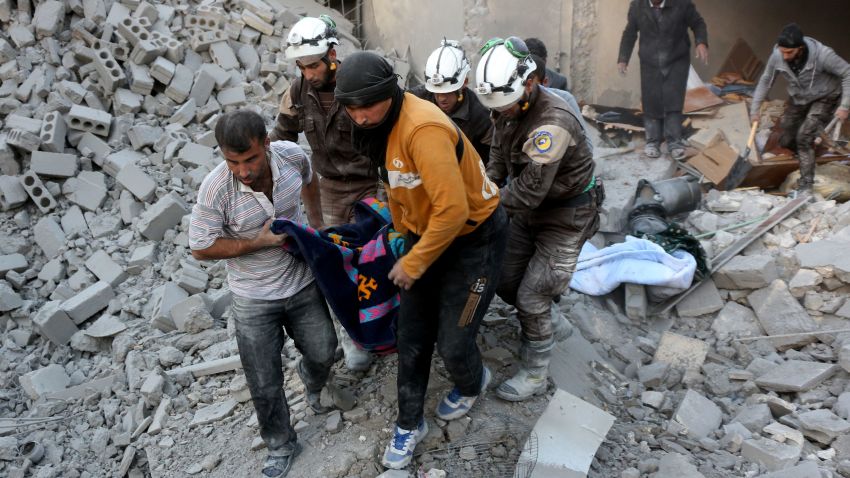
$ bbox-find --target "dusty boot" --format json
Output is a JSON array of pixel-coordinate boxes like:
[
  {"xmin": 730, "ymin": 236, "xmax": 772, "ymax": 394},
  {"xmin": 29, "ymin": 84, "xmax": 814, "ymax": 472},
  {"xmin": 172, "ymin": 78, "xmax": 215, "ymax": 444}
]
[
  {"xmin": 551, "ymin": 304, "xmax": 573, "ymax": 342},
  {"xmin": 340, "ymin": 328, "xmax": 372, "ymax": 372},
  {"xmin": 496, "ymin": 339, "xmax": 553, "ymax": 402}
]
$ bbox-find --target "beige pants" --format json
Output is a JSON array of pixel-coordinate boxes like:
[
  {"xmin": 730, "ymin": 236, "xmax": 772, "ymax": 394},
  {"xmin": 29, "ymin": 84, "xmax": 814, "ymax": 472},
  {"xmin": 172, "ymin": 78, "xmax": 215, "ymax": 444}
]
[{"xmin": 319, "ymin": 176, "xmax": 384, "ymax": 227}]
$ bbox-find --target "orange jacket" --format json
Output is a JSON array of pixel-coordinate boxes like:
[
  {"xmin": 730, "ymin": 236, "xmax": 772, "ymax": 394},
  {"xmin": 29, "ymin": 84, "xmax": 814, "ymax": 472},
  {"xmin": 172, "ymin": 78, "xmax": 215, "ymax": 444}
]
[{"xmin": 385, "ymin": 93, "xmax": 500, "ymax": 279}]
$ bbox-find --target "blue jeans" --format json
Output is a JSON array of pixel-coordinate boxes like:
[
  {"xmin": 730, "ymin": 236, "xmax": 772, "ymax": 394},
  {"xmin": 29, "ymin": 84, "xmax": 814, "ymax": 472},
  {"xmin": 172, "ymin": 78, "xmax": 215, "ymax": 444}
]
[
  {"xmin": 395, "ymin": 205, "xmax": 508, "ymax": 429},
  {"xmin": 232, "ymin": 282, "xmax": 337, "ymax": 455}
]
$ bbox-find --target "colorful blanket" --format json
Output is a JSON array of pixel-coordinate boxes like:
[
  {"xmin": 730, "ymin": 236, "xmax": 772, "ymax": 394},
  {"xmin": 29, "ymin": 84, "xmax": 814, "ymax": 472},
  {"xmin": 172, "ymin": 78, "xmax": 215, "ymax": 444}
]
[{"xmin": 271, "ymin": 199, "xmax": 405, "ymax": 354}]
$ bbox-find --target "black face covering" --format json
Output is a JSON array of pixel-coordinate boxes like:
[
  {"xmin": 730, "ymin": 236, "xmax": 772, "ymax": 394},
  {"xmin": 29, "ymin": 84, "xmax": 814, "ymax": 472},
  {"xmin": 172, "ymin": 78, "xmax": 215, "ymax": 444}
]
[{"xmin": 350, "ymin": 86, "xmax": 405, "ymax": 181}]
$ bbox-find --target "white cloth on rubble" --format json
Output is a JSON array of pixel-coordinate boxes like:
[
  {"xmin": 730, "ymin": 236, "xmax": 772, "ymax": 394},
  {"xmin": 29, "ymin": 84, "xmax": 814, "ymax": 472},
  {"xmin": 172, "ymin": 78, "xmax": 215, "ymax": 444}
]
[{"xmin": 569, "ymin": 236, "xmax": 697, "ymax": 296}]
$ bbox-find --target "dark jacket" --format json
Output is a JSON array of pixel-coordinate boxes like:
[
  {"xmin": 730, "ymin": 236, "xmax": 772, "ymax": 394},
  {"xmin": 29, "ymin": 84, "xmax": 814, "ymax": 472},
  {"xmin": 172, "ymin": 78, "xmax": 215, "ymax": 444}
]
[
  {"xmin": 751, "ymin": 36, "xmax": 850, "ymax": 117},
  {"xmin": 545, "ymin": 67, "xmax": 568, "ymax": 91},
  {"xmin": 486, "ymin": 87, "xmax": 595, "ymax": 215},
  {"xmin": 270, "ymin": 75, "xmax": 374, "ymax": 181},
  {"xmin": 408, "ymin": 85, "xmax": 493, "ymax": 164},
  {"xmin": 618, "ymin": 0, "xmax": 708, "ymax": 71}
]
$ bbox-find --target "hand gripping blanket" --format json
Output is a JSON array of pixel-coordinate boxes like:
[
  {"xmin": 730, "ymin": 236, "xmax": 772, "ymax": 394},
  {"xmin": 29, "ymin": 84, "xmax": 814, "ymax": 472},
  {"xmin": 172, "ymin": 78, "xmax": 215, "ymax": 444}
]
[{"xmin": 271, "ymin": 198, "xmax": 405, "ymax": 353}]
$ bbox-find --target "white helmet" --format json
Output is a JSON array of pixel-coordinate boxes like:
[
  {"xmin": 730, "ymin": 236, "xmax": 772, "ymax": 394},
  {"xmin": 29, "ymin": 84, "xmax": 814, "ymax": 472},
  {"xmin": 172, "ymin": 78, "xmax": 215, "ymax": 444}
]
[
  {"xmin": 424, "ymin": 39, "xmax": 470, "ymax": 94},
  {"xmin": 474, "ymin": 37, "xmax": 536, "ymax": 110},
  {"xmin": 284, "ymin": 15, "xmax": 338, "ymax": 63}
]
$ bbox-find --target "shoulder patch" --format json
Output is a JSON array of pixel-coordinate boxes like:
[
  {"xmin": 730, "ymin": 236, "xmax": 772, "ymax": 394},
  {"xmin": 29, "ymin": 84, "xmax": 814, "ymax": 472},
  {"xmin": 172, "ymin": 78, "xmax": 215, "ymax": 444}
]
[
  {"xmin": 532, "ymin": 130, "xmax": 554, "ymax": 153},
  {"xmin": 522, "ymin": 125, "xmax": 573, "ymax": 165}
]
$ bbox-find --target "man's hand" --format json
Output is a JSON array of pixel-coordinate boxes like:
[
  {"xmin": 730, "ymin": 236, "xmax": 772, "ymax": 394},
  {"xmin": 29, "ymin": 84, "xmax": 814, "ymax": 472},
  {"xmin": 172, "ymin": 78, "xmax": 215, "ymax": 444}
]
[
  {"xmin": 695, "ymin": 44, "xmax": 709, "ymax": 65},
  {"xmin": 617, "ymin": 62, "xmax": 628, "ymax": 76},
  {"xmin": 254, "ymin": 219, "xmax": 287, "ymax": 248},
  {"xmin": 836, "ymin": 107, "xmax": 849, "ymax": 122},
  {"xmin": 388, "ymin": 261, "xmax": 415, "ymax": 291}
]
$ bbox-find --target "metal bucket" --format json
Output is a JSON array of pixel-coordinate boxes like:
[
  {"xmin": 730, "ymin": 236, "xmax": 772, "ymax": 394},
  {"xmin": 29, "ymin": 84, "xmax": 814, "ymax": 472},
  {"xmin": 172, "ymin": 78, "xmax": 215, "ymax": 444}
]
[{"xmin": 627, "ymin": 177, "xmax": 702, "ymax": 235}]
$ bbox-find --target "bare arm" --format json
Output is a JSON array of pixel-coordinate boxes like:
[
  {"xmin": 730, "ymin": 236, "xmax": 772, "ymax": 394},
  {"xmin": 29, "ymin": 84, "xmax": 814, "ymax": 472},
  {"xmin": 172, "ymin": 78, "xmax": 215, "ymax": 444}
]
[
  {"xmin": 191, "ymin": 219, "xmax": 285, "ymax": 261},
  {"xmin": 301, "ymin": 171, "xmax": 325, "ymax": 229}
]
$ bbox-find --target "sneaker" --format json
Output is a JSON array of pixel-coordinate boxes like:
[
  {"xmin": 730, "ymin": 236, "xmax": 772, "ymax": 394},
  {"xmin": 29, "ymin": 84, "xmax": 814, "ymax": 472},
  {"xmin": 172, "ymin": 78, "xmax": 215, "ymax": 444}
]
[
  {"xmin": 435, "ymin": 366, "xmax": 492, "ymax": 421},
  {"xmin": 305, "ymin": 390, "xmax": 332, "ymax": 414},
  {"xmin": 644, "ymin": 143, "xmax": 661, "ymax": 158},
  {"xmin": 670, "ymin": 147, "xmax": 687, "ymax": 161},
  {"xmin": 381, "ymin": 420, "xmax": 429, "ymax": 469},
  {"xmin": 262, "ymin": 443, "xmax": 301, "ymax": 478}
]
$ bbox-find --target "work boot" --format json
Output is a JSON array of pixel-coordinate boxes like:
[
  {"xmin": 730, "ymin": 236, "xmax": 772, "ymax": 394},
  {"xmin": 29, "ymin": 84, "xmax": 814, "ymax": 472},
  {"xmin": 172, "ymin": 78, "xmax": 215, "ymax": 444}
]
[
  {"xmin": 644, "ymin": 143, "xmax": 661, "ymax": 158},
  {"xmin": 551, "ymin": 304, "xmax": 573, "ymax": 342},
  {"xmin": 496, "ymin": 339, "xmax": 553, "ymax": 402},
  {"xmin": 340, "ymin": 330, "xmax": 372, "ymax": 372}
]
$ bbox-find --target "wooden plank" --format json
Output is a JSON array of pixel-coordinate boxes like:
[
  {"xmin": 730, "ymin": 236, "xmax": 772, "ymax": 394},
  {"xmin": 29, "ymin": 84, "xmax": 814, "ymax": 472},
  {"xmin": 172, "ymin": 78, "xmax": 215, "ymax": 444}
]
[
  {"xmin": 691, "ymin": 102, "xmax": 757, "ymax": 162},
  {"xmin": 718, "ymin": 38, "xmax": 765, "ymax": 82}
]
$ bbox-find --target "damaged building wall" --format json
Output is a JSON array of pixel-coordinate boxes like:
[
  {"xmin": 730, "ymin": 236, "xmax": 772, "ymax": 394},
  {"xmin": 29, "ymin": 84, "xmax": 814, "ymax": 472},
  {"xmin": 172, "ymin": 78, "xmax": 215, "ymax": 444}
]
[{"xmin": 363, "ymin": 0, "xmax": 850, "ymax": 108}]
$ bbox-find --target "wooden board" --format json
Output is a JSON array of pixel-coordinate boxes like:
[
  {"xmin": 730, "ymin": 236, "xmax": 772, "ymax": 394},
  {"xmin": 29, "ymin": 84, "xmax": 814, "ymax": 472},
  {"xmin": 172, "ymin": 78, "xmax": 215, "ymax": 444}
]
[
  {"xmin": 684, "ymin": 85, "xmax": 724, "ymax": 113},
  {"xmin": 686, "ymin": 141, "xmax": 739, "ymax": 186},
  {"xmin": 719, "ymin": 38, "xmax": 765, "ymax": 82},
  {"xmin": 691, "ymin": 102, "xmax": 757, "ymax": 162}
]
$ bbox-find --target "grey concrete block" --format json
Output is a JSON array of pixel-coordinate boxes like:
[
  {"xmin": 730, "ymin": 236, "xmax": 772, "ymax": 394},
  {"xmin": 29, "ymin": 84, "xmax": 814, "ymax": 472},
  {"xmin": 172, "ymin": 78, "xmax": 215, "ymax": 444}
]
[
  {"xmin": 33, "ymin": 1, "xmax": 65, "ymax": 38},
  {"xmin": 127, "ymin": 243, "xmax": 156, "ymax": 274},
  {"xmin": 7, "ymin": 128, "xmax": 41, "ymax": 152},
  {"xmin": 676, "ymin": 278, "xmax": 724, "ymax": 317},
  {"xmin": 19, "ymin": 364, "xmax": 70, "ymax": 400},
  {"xmin": 77, "ymin": 132, "xmax": 112, "ymax": 165},
  {"xmin": 127, "ymin": 63, "xmax": 154, "ymax": 95},
  {"xmin": 150, "ymin": 282, "xmax": 187, "ymax": 331},
  {"xmin": 188, "ymin": 68, "xmax": 216, "ymax": 107},
  {"xmin": 66, "ymin": 170, "xmax": 107, "ymax": 211},
  {"xmin": 748, "ymin": 280, "xmax": 818, "ymax": 350},
  {"xmin": 741, "ymin": 438, "xmax": 801, "ymax": 472},
  {"xmin": 39, "ymin": 111, "xmax": 67, "ymax": 153},
  {"xmin": 217, "ymin": 86, "xmax": 246, "ymax": 107},
  {"xmin": 171, "ymin": 295, "xmax": 214, "ymax": 333},
  {"xmin": 185, "ymin": 14, "xmax": 225, "ymax": 30},
  {"xmin": 105, "ymin": 0, "xmax": 131, "ymax": 27},
  {"xmin": 60, "ymin": 281, "xmax": 114, "ymax": 324},
  {"xmin": 175, "ymin": 262, "xmax": 208, "ymax": 294},
  {"xmin": 37, "ymin": 258, "xmax": 65, "ymax": 282},
  {"xmin": 130, "ymin": 39, "xmax": 164, "ymax": 65},
  {"xmin": 91, "ymin": 46, "xmax": 126, "ymax": 91},
  {"xmin": 138, "ymin": 193, "xmax": 189, "ymax": 241},
  {"xmin": 0, "ymin": 175, "xmax": 28, "ymax": 210},
  {"xmin": 150, "ymin": 56, "xmax": 175, "ymax": 84},
  {"xmin": 758, "ymin": 462, "xmax": 821, "ymax": 478},
  {"xmin": 714, "ymin": 255, "xmax": 778, "ymax": 289},
  {"xmin": 117, "ymin": 15, "xmax": 151, "ymax": 46},
  {"xmin": 178, "ymin": 142, "xmax": 216, "ymax": 169},
  {"xmin": 165, "ymin": 64, "xmax": 193, "ymax": 103},
  {"xmin": 34, "ymin": 217, "xmax": 66, "ymax": 258},
  {"xmin": 127, "ymin": 124, "xmax": 163, "ymax": 151},
  {"xmin": 31, "ymin": 151, "xmax": 79, "ymax": 178},
  {"xmin": 82, "ymin": 0, "xmax": 106, "ymax": 23},
  {"xmin": 0, "ymin": 253, "xmax": 27, "ymax": 275},
  {"xmin": 116, "ymin": 164, "xmax": 156, "ymax": 202},
  {"xmin": 57, "ymin": 80, "xmax": 88, "ymax": 104},
  {"xmin": 190, "ymin": 399, "xmax": 238, "ymax": 427},
  {"xmin": 85, "ymin": 250, "xmax": 127, "ymax": 287},
  {"xmin": 33, "ymin": 300, "xmax": 79, "ymax": 345},
  {"xmin": 169, "ymin": 98, "xmax": 196, "ymax": 126},
  {"xmin": 755, "ymin": 360, "xmax": 838, "ymax": 392},
  {"xmin": 711, "ymin": 301, "xmax": 763, "ymax": 338},
  {"xmin": 86, "ymin": 212, "xmax": 122, "ymax": 238},
  {"xmin": 20, "ymin": 170, "xmax": 59, "ymax": 213},
  {"xmin": 6, "ymin": 114, "xmax": 43, "ymax": 134},
  {"xmin": 0, "ymin": 280, "xmax": 22, "ymax": 311},
  {"xmin": 61, "ymin": 205, "xmax": 89, "ymax": 238},
  {"xmin": 731, "ymin": 404, "xmax": 773, "ymax": 433},
  {"xmin": 208, "ymin": 288, "xmax": 231, "ymax": 319},
  {"xmin": 112, "ymin": 88, "xmax": 142, "ymax": 115},
  {"xmin": 0, "ymin": 38, "xmax": 14, "ymax": 64},
  {"xmin": 798, "ymin": 409, "xmax": 850, "ymax": 444},
  {"xmin": 67, "ymin": 104, "xmax": 112, "ymax": 137},
  {"xmin": 672, "ymin": 390, "xmax": 722, "ymax": 439},
  {"xmin": 190, "ymin": 30, "xmax": 228, "ymax": 52},
  {"xmin": 103, "ymin": 149, "xmax": 142, "ymax": 177},
  {"xmin": 118, "ymin": 189, "xmax": 143, "ymax": 225}
]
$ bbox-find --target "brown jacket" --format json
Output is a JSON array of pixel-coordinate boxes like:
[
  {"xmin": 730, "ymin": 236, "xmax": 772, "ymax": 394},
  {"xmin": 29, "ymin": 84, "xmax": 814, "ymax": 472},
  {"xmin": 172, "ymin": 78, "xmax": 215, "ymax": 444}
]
[{"xmin": 269, "ymin": 76, "xmax": 375, "ymax": 181}]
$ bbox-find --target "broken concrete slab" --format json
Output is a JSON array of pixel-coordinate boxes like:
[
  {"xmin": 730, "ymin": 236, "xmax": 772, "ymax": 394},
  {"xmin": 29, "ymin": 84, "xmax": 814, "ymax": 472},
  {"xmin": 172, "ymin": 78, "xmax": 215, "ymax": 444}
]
[
  {"xmin": 33, "ymin": 300, "xmax": 78, "ymax": 345},
  {"xmin": 747, "ymin": 280, "xmax": 818, "ymax": 350},
  {"xmin": 655, "ymin": 453, "xmax": 705, "ymax": 478},
  {"xmin": 671, "ymin": 390, "xmax": 722, "ymax": 439},
  {"xmin": 83, "ymin": 314, "xmax": 127, "ymax": 338},
  {"xmin": 43, "ymin": 374, "xmax": 118, "ymax": 401},
  {"xmin": 798, "ymin": 409, "xmax": 850, "ymax": 444},
  {"xmin": 755, "ymin": 360, "xmax": 837, "ymax": 393},
  {"xmin": 711, "ymin": 301, "xmax": 763, "ymax": 338},
  {"xmin": 714, "ymin": 255, "xmax": 778, "ymax": 290},
  {"xmin": 741, "ymin": 437, "xmax": 801, "ymax": 472},
  {"xmin": 165, "ymin": 355, "xmax": 242, "ymax": 378},
  {"xmin": 521, "ymin": 389, "xmax": 614, "ymax": 478},
  {"xmin": 189, "ymin": 399, "xmax": 238, "ymax": 428},
  {"xmin": 757, "ymin": 461, "xmax": 821, "ymax": 478},
  {"xmin": 675, "ymin": 278, "xmax": 724, "ymax": 317},
  {"xmin": 653, "ymin": 332, "xmax": 708, "ymax": 383},
  {"xmin": 19, "ymin": 364, "xmax": 70, "ymax": 400}
]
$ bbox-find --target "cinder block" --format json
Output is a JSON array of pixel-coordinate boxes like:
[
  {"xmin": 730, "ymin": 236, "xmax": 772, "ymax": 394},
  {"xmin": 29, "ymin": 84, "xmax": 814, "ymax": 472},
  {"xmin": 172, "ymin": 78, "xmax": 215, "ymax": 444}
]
[
  {"xmin": 116, "ymin": 163, "xmax": 156, "ymax": 202},
  {"xmin": 150, "ymin": 282, "xmax": 187, "ymax": 331},
  {"xmin": 117, "ymin": 16, "xmax": 151, "ymax": 46},
  {"xmin": 7, "ymin": 129, "xmax": 41, "ymax": 152},
  {"xmin": 138, "ymin": 192, "xmax": 190, "ymax": 241},
  {"xmin": 91, "ymin": 47, "xmax": 126, "ymax": 91},
  {"xmin": 169, "ymin": 98, "xmax": 196, "ymax": 126},
  {"xmin": 188, "ymin": 69, "xmax": 216, "ymax": 106},
  {"xmin": 112, "ymin": 88, "xmax": 142, "ymax": 115},
  {"xmin": 127, "ymin": 243, "xmax": 157, "ymax": 274},
  {"xmin": 77, "ymin": 132, "xmax": 112, "ymax": 166},
  {"xmin": 128, "ymin": 124, "xmax": 163, "ymax": 151},
  {"xmin": 185, "ymin": 14, "xmax": 224, "ymax": 30},
  {"xmin": 37, "ymin": 257, "xmax": 65, "ymax": 282},
  {"xmin": 171, "ymin": 295, "xmax": 214, "ymax": 333},
  {"xmin": 19, "ymin": 364, "xmax": 70, "ymax": 400},
  {"xmin": 32, "ymin": 0, "xmax": 65, "ymax": 39},
  {"xmin": 20, "ymin": 170, "xmax": 58, "ymax": 213},
  {"xmin": 66, "ymin": 170, "xmax": 107, "ymax": 211},
  {"xmin": 61, "ymin": 205, "xmax": 89, "ymax": 238},
  {"xmin": 0, "ymin": 253, "xmax": 27, "ymax": 275},
  {"xmin": 6, "ymin": 114, "xmax": 43, "ymax": 134},
  {"xmin": 105, "ymin": 1, "xmax": 131, "ymax": 26},
  {"xmin": 127, "ymin": 63, "xmax": 154, "ymax": 95},
  {"xmin": 60, "ymin": 280, "xmax": 114, "ymax": 324},
  {"xmin": 67, "ymin": 105, "xmax": 112, "ymax": 137},
  {"xmin": 217, "ymin": 86, "xmax": 246, "ymax": 107},
  {"xmin": 0, "ymin": 175, "xmax": 28, "ymax": 210},
  {"xmin": 209, "ymin": 41, "xmax": 240, "ymax": 71},
  {"xmin": 34, "ymin": 217, "xmax": 66, "ymax": 258},
  {"xmin": 57, "ymin": 80, "xmax": 89, "ymax": 104},
  {"xmin": 130, "ymin": 39, "xmax": 164, "ymax": 65},
  {"xmin": 119, "ymin": 189, "xmax": 143, "ymax": 224},
  {"xmin": 85, "ymin": 250, "xmax": 127, "ymax": 287},
  {"xmin": 31, "ymin": 151, "xmax": 79, "ymax": 178},
  {"xmin": 241, "ymin": 10, "xmax": 273, "ymax": 36},
  {"xmin": 175, "ymin": 262, "xmax": 208, "ymax": 294},
  {"xmin": 133, "ymin": 1, "xmax": 158, "ymax": 22},
  {"xmin": 153, "ymin": 129, "xmax": 189, "ymax": 153},
  {"xmin": 150, "ymin": 56, "xmax": 175, "ymax": 85},
  {"xmin": 83, "ymin": 0, "xmax": 107, "ymax": 23},
  {"xmin": 196, "ymin": 98, "xmax": 221, "ymax": 124},
  {"xmin": 165, "ymin": 64, "xmax": 193, "ymax": 103},
  {"xmin": 178, "ymin": 142, "xmax": 216, "ymax": 169},
  {"xmin": 190, "ymin": 30, "xmax": 228, "ymax": 52},
  {"xmin": 39, "ymin": 111, "xmax": 67, "ymax": 153},
  {"xmin": 33, "ymin": 300, "xmax": 79, "ymax": 345},
  {"xmin": 103, "ymin": 149, "xmax": 142, "ymax": 178}
]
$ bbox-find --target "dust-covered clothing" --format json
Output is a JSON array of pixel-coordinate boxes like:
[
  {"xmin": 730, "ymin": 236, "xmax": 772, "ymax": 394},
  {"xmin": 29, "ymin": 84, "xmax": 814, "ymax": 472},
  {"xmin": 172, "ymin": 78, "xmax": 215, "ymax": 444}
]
[{"xmin": 779, "ymin": 93, "xmax": 841, "ymax": 189}]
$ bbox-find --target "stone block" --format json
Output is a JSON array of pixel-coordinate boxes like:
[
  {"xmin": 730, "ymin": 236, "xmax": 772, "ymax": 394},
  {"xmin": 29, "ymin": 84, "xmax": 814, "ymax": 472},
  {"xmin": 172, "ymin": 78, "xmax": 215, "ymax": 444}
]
[
  {"xmin": 138, "ymin": 193, "xmax": 189, "ymax": 241},
  {"xmin": 31, "ymin": 151, "xmax": 79, "ymax": 178},
  {"xmin": 748, "ymin": 280, "xmax": 818, "ymax": 350},
  {"xmin": 39, "ymin": 111, "xmax": 67, "ymax": 153},
  {"xmin": 788, "ymin": 269, "xmax": 822, "ymax": 298},
  {"xmin": 34, "ymin": 217, "xmax": 66, "ymax": 258},
  {"xmin": 190, "ymin": 399, "xmax": 238, "ymax": 427},
  {"xmin": 7, "ymin": 129, "xmax": 41, "ymax": 152},
  {"xmin": 672, "ymin": 390, "xmax": 722, "ymax": 439},
  {"xmin": 60, "ymin": 281, "xmax": 114, "ymax": 324},
  {"xmin": 150, "ymin": 56, "xmax": 175, "ymax": 84},
  {"xmin": 217, "ymin": 86, "xmax": 246, "ymax": 107},
  {"xmin": 127, "ymin": 243, "xmax": 156, "ymax": 274},
  {"xmin": 33, "ymin": 1, "xmax": 65, "ymax": 38},
  {"xmin": 0, "ymin": 175, "xmax": 28, "ymax": 211},
  {"xmin": 20, "ymin": 170, "xmax": 58, "ymax": 213},
  {"xmin": 676, "ymin": 278, "xmax": 724, "ymax": 317},
  {"xmin": 67, "ymin": 104, "xmax": 112, "ymax": 137},
  {"xmin": 33, "ymin": 300, "xmax": 78, "ymax": 345},
  {"xmin": 66, "ymin": 170, "xmax": 108, "ymax": 211},
  {"xmin": 19, "ymin": 364, "xmax": 70, "ymax": 400},
  {"xmin": 171, "ymin": 295, "xmax": 214, "ymax": 334},
  {"xmin": 165, "ymin": 64, "xmax": 193, "ymax": 103},
  {"xmin": 741, "ymin": 438, "xmax": 801, "ymax": 472},
  {"xmin": 714, "ymin": 255, "xmax": 778, "ymax": 289},
  {"xmin": 755, "ymin": 360, "xmax": 837, "ymax": 392},
  {"xmin": 0, "ymin": 253, "xmax": 27, "ymax": 275},
  {"xmin": 150, "ymin": 282, "xmax": 187, "ymax": 332},
  {"xmin": 116, "ymin": 164, "xmax": 156, "ymax": 202},
  {"xmin": 85, "ymin": 250, "xmax": 127, "ymax": 287}
]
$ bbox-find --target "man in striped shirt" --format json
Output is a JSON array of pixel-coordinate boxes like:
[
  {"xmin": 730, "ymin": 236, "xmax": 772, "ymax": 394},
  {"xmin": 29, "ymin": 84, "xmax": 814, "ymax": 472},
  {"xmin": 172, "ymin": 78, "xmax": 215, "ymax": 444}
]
[{"xmin": 189, "ymin": 110, "xmax": 336, "ymax": 478}]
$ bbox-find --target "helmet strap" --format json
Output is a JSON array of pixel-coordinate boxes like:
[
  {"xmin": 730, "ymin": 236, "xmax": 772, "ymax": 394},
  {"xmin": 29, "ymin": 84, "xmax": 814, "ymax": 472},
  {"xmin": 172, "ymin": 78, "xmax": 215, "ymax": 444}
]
[{"xmin": 457, "ymin": 91, "xmax": 464, "ymax": 102}]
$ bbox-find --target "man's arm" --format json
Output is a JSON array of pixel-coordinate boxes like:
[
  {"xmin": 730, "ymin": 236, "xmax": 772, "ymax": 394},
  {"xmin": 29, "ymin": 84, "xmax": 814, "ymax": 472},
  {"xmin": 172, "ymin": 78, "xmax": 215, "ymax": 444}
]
[
  {"xmin": 500, "ymin": 124, "xmax": 572, "ymax": 214},
  {"xmin": 191, "ymin": 219, "xmax": 285, "ymax": 260},
  {"xmin": 820, "ymin": 47, "xmax": 850, "ymax": 115},
  {"xmin": 485, "ymin": 127, "xmax": 509, "ymax": 187},
  {"xmin": 301, "ymin": 171, "xmax": 325, "ymax": 229},
  {"xmin": 617, "ymin": 1, "xmax": 640, "ymax": 72},
  {"xmin": 268, "ymin": 87, "xmax": 301, "ymax": 143},
  {"xmin": 686, "ymin": 1, "xmax": 708, "ymax": 48},
  {"xmin": 750, "ymin": 53, "xmax": 779, "ymax": 120}
]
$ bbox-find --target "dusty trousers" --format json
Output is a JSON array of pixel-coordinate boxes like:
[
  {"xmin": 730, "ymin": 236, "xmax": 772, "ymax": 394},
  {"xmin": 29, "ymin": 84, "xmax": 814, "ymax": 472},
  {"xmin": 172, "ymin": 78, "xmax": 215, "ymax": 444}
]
[
  {"xmin": 231, "ymin": 282, "xmax": 337, "ymax": 455},
  {"xmin": 319, "ymin": 176, "xmax": 383, "ymax": 227},
  {"xmin": 395, "ymin": 205, "xmax": 508, "ymax": 430},
  {"xmin": 779, "ymin": 93, "xmax": 840, "ymax": 189},
  {"xmin": 497, "ymin": 195, "xmax": 600, "ymax": 342}
]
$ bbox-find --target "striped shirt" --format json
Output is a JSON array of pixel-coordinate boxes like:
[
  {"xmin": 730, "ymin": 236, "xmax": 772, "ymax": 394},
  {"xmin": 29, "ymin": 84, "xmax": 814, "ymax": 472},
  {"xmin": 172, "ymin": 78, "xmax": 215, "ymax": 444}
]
[{"xmin": 189, "ymin": 141, "xmax": 314, "ymax": 300}]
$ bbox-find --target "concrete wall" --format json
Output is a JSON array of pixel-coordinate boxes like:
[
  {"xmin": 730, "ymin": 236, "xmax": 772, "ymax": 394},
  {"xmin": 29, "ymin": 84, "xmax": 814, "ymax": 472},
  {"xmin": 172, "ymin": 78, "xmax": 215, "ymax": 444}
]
[{"xmin": 361, "ymin": 0, "xmax": 850, "ymax": 108}]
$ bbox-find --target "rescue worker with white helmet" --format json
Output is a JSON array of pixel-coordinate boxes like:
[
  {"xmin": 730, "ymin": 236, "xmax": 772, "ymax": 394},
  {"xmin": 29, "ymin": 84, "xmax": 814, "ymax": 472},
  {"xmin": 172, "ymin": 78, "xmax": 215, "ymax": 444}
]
[
  {"xmin": 409, "ymin": 39, "xmax": 493, "ymax": 164},
  {"xmin": 271, "ymin": 15, "xmax": 377, "ymax": 375},
  {"xmin": 477, "ymin": 37, "xmax": 603, "ymax": 402}
]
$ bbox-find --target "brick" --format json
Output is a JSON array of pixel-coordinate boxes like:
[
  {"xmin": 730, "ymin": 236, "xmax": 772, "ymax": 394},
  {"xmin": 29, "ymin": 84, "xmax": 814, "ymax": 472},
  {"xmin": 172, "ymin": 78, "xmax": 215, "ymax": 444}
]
[
  {"xmin": 741, "ymin": 438, "xmax": 801, "ymax": 472},
  {"xmin": 676, "ymin": 278, "xmax": 724, "ymax": 317},
  {"xmin": 165, "ymin": 64, "xmax": 193, "ymax": 103},
  {"xmin": 150, "ymin": 56, "xmax": 175, "ymax": 84},
  {"xmin": 171, "ymin": 295, "xmax": 214, "ymax": 334},
  {"xmin": 112, "ymin": 88, "xmax": 142, "ymax": 115},
  {"xmin": 34, "ymin": 217, "xmax": 66, "ymax": 258},
  {"xmin": 127, "ymin": 243, "xmax": 157, "ymax": 274},
  {"xmin": 127, "ymin": 63, "xmax": 154, "ymax": 95},
  {"xmin": 33, "ymin": 1, "xmax": 65, "ymax": 39},
  {"xmin": 7, "ymin": 128, "xmax": 41, "ymax": 152},
  {"xmin": 116, "ymin": 164, "xmax": 156, "ymax": 202},
  {"xmin": 0, "ymin": 175, "xmax": 28, "ymax": 210},
  {"xmin": 755, "ymin": 360, "xmax": 837, "ymax": 392},
  {"xmin": 0, "ymin": 253, "xmax": 27, "ymax": 275},
  {"xmin": 33, "ymin": 300, "xmax": 78, "ymax": 345},
  {"xmin": 39, "ymin": 111, "xmax": 67, "ymax": 153},
  {"xmin": 85, "ymin": 250, "xmax": 127, "ymax": 287},
  {"xmin": 31, "ymin": 151, "xmax": 79, "ymax": 178},
  {"xmin": 67, "ymin": 104, "xmax": 112, "ymax": 137},
  {"xmin": 66, "ymin": 170, "xmax": 107, "ymax": 211},
  {"xmin": 138, "ymin": 193, "xmax": 189, "ymax": 241},
  {"xmin": 60, "ymin": 281, "xmax": 114, "ymax": 324},
  {"xmin": 91, "ymin": 46, "xmax": 126, "ymax": 91},
  {"xmin": 150, "ymin": 282, "xmax": 187, "ymax": 331},
  {"xmin": 748, "ymin": 280, "xmax": 818, "ymax": 350},
  {"xmin": 19, "ymin": 364, "xmax": 70, "ymax": 400},
  {"xmin": 671, "ymin": 390, "xmax": 722, "ymax": 439},
  {"xmin": 217, "ymin": 86, "xmax": 246, "ymax": 107},
  {"xmin": 714, "ymin": 255, "xmax": 778, "ymax": 289}
]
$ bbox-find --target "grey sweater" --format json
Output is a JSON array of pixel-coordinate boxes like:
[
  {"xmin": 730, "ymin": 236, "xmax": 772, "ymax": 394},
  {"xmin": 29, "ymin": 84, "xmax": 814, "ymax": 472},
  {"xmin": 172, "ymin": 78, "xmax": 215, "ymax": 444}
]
[{"xmin": 751, "ymin": 37, "xmax": 850, "ymax": 117}]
